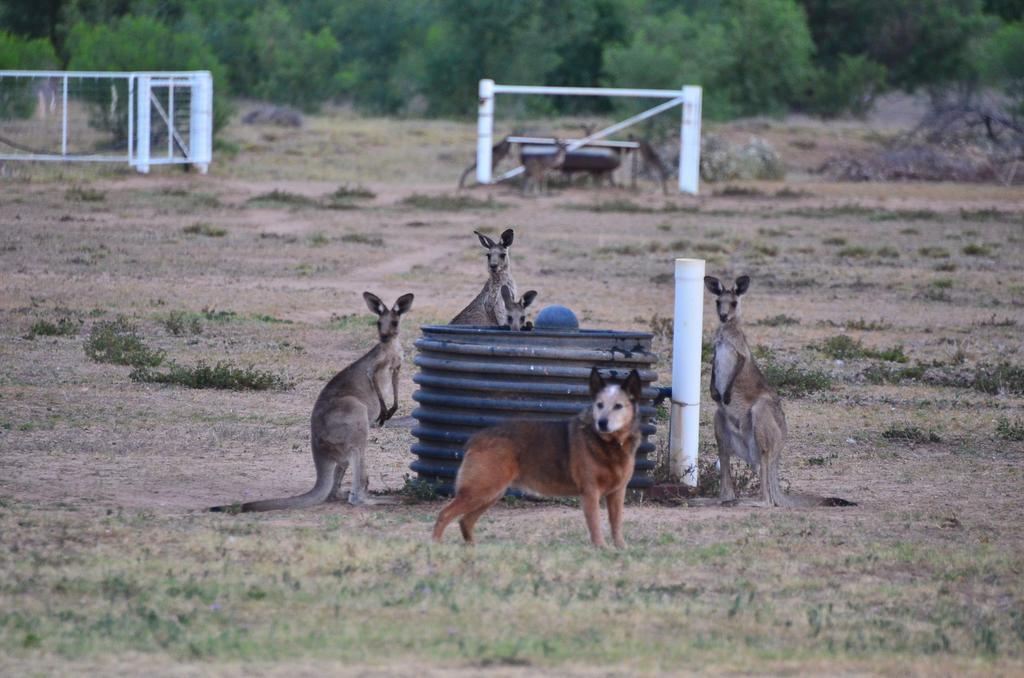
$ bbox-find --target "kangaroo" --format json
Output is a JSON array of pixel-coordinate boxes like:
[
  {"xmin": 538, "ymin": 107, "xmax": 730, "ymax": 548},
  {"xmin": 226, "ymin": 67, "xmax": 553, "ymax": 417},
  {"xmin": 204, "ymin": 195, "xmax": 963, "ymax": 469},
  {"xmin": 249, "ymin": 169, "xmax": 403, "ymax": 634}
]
[
  {"xmin": 629, "ymin": 134, "xmax": 670, "ymax": 195},
  {"xmin": 450, "ymin": 229, "xmax": 517, "ymax": 326},
  {"xmin": 704, "ymin": 275, "xmax": 855, "ymax": 508},
  {"xmin": 522, "ymin": 140, "xmax": 566, "ymax": 196},
  {"xmin": 500, "ymin": 285, "xmax": 537, "ymax": 331},
  {"xmin": 458, "ymin": 136, "xmax": 513, "ymax": 189},
  {"xmin": 211, "ymin": 291, "xmax": 414, "ymax": 512}
]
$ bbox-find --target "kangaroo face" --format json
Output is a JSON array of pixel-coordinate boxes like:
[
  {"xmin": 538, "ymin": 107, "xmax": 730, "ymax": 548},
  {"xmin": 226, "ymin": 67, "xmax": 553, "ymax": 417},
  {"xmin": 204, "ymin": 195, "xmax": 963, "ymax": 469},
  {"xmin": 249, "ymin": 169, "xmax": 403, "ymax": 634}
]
[
  {"xmin": 501, "ymin": 286, "xmax": 537, "ymax": 331},
  {"xmin": 704, "ymin": 275, "xmax": 750, "ymax": 323},
  {"xmin": 588, "ymin": 368, "xmax": 642, "ymax": 436},
  {"xmin": 363, "ymin": 291, "xmax": 415, "ymax": 343},
  {"xmin": 475, "ymin": 228, "xmax": 514, "ymax": 275}
]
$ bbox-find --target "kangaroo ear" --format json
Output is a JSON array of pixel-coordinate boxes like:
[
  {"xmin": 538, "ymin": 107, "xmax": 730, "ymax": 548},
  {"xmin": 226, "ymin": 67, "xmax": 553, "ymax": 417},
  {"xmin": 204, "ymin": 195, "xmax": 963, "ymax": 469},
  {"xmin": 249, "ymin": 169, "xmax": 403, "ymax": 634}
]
[
  {"xmin": 363, "ymin": 291, "xmax": 386, "ymax": 316},
  {"xmin": 704, "ymin": 276, "xmax": 723, "ymax": 296},
  {"xmin": 623, "ymin": 369, "xmax": 643, "ymax": 402},
  {"xmin": 500, "ymin": 285, "xmax": 513, "ymax": 305},
  {"xmin": 500, "ymin": 228, "xmax": 514, "ymax": 248},
  {"xmin": 521, "ymin": 290, "xmax": 538, "ymax": 308},
  {"xmin": 475, "ymin": 231, "xmax": 495, "ymax": 249},
  {"xmin": 392, "ymin": 293, "xmax": 414, "ymax": 315},
  {"xmin": 735, "ymin": 275, "xmax": 751, "ymax": 296},
  {"xmin": 588, "ymin": 367, "xmax": 605, "ymax": 396}
]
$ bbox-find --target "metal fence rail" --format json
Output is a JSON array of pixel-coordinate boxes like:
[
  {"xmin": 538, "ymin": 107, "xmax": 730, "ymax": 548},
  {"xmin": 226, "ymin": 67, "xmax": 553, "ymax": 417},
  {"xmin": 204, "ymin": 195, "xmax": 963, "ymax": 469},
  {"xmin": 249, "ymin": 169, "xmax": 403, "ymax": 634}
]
[{"xmin": 0, "ymin": 70, "xmax": 212, "ymax": 173}]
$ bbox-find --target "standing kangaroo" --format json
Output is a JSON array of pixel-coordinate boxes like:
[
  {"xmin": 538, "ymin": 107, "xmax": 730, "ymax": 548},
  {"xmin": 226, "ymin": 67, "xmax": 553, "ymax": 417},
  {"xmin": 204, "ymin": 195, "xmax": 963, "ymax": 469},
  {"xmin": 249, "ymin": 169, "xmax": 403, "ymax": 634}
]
[
  {"xmin": 450, "ymin": 229, "xmax": 517, "ymax": 326},
  {"xmin": 705, "ymin": 275, "xmax": 855, "ymax": 508},
  {"xmin": 211, "ymin": 291, "xmax": 414, "ymax": 512},
  {"xmin": 522, "ymin": 141, "xmax": 566, "ymax": 196},
  {"xmin": 500, "ymin": 285, "xmax": 537, "ymax": 331}
]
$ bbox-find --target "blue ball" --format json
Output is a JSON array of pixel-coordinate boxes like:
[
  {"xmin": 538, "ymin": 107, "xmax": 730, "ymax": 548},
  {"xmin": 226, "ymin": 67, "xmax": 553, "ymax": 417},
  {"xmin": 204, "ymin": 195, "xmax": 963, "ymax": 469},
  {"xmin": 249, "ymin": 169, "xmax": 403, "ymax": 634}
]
[{"xmin": 534, "ymin": 305, "xmax": 579, "ymax": 331}]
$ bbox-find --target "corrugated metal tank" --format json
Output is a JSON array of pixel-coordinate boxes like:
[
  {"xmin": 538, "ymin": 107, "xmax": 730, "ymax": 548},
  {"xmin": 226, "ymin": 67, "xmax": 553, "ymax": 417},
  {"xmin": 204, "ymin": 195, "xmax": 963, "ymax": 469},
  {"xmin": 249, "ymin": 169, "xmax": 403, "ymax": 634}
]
[{"xmin": 410, "ymin": 325, "xmax": 660, "ymax": 493}]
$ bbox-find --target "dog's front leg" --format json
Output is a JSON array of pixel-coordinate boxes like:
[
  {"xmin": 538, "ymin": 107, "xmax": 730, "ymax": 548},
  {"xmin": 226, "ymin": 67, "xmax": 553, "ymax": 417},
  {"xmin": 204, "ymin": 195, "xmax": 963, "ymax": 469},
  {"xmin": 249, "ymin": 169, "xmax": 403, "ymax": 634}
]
[
  {"xmin": 606, "ymin": 485, "xmax": 627, "ymax": 549},
  {"xmin": 581, "ymin": 490, "xmax": 606, "ymax": 547}
]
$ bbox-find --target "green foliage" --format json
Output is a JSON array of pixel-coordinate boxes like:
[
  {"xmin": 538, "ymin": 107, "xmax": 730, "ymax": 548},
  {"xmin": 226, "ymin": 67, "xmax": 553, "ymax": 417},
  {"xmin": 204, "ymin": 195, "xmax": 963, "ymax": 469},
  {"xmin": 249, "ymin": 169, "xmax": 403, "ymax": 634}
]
[
  {"xmin": 0, "ymin": 30, "xmax": 59, "ymax": 118},
  {"xmin": 995, "ymin": 417, "xmax": 1024, "ymax": 441},
  {"xmin": 66, "ymin": 16, "xmax": 230, "ymax": 137},
  {"xmin": 400, "ymin": 193, "xmax": 505, "ymax": 210},
  {"xmin": 814, "ymin": 335, "xmax": 909, "ymax": 362},
  {"xmin": 130, "ymin": 361, "xmax": 291, "ymax": 391},
  {"xmin": 84, "ymin": 318, "xmax": 165, "ymax": 368},
  {"xmin": 182, "ymin": 222, "xmax": 226, "ymax": 237},
  {"xmin": 979, "ymin": 20, "xmax": 1024, "ymax": 112},
  {"xmin": 159, "ymin": 311, "xmax": 202, "ymax": 337},
  {"xmin": 807, "ymin": 53, "xmax": 888, "ymax": 118}
]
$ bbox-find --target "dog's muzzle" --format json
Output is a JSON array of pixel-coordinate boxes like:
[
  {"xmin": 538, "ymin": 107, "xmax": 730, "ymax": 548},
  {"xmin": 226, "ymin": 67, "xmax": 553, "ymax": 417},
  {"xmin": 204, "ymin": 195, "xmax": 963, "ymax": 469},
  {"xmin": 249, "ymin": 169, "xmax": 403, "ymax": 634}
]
[{"xmin": 597, "ymin": 419, "xmax": 609, "ymax": 432}]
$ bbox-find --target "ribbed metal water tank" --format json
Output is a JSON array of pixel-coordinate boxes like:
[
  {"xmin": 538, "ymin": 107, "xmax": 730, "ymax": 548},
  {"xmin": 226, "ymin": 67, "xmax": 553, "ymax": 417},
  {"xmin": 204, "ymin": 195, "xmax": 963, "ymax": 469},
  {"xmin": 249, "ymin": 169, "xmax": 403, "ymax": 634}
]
[{"xmin": 410, "ymin": 325, "xmax": 660, "ymax": 493}]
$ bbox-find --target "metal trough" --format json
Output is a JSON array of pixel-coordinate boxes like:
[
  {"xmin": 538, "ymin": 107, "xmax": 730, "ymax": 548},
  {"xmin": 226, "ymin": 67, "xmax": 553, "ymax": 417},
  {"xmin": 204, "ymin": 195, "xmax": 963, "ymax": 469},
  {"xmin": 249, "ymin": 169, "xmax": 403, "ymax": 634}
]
[{"xmin": 410, "ymin": 325, "xmax": 660, "ymax": 493}]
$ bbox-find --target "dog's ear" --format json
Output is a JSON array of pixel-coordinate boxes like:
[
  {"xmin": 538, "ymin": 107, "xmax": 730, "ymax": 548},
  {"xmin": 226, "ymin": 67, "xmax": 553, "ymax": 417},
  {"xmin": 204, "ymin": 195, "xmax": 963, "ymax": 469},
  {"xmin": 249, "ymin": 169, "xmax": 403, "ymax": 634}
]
[
  {"xmin": 521, "ymin": 290, "xmax": 537, "ymax": 308},
  {"xmin": 735, "ymin": 275, "xmax": 751, "ymax": 296},
  {"xmin": 363, "ymin": 291, "xmax": 386, "ymax": 316},
  {"xmin": 500, "ymin": 228, "xmax": 514, "ymax": 248},
  {"xmin": 475, "ymin": 231, "xmax": 495, "ymax": 249},
  {"xmin": 623, "ymin": 369, "xmax": 643, "ymax": 402},
  {"xmin": 392, "ymin": 293, "xmax": 414, "ymax": 315},
  {"xmin": 588, "ymin": 366, "xmax": 605, "ymax": 396},
  {"xmin": 500, "ymin": 285, "xmax": 514, "ymax": 306},
  {"xmin": 704, "ymin": 276, "xmax": 723, "ymax": 296}
]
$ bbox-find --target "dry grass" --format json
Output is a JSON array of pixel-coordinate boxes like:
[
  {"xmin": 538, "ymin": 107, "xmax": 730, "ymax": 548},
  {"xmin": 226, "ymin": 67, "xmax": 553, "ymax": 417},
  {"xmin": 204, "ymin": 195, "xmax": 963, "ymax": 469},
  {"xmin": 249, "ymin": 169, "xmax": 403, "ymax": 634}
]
[{"xmin": 1, "ymin": 109, "xmax": 1023, "ymax": 675}]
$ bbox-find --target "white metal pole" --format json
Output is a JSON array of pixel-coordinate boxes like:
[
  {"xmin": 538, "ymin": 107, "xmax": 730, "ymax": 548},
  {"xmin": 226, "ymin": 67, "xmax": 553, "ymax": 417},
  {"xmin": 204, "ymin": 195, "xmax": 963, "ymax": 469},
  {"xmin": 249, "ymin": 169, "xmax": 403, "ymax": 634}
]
[
  {"xmin": 128, "ymin": 76, "xmax": 133, "ymax": 163},
  {"xmin": 189, "ymin": 72, "xmax": 212, "ymax": 173},
  {"xmin": 476, "ymin": 79, "xmax": 494, "ymax": 184},
  {"xmin": 60, "ymin": 75, "xmax": 68, "ymax": 157},
  {"xmin": 669, "ymin": 258, "xmax": 705, "ymax": 485},
  {"xmin": 678, "ymin": 86, "xmax": 702, "ymax": 195},
  {"xmin": 167, "ymin": 83, "xmax": 174, "ymax": 158},
  {"xmin": 135, "ymin": 74, "xmax": 151, "ymax": 174}
]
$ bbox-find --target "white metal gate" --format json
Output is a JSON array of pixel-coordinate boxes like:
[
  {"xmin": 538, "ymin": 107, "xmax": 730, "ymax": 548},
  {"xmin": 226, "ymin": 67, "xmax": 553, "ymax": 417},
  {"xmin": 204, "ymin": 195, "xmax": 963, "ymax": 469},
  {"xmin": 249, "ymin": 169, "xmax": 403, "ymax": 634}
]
[
  {"xmin": 0, "ymin": 70, "xmax": 212, "ymax": 174},
  {"xmin": 475, "ymin": 79, "xmax": 702, "ymax": 194}
]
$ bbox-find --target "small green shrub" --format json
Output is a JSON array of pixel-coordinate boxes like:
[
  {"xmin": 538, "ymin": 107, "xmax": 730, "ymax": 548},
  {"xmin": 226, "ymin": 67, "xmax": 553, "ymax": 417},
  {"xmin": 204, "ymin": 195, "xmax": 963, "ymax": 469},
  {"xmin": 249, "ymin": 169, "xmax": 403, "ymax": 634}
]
[
  {"xmin": 842, "ymin": 318, "xmax": 891, "ymax": 331},
  {"xmin": 919, "ymin": 246, "xmax": 950, "ymax": 258},
  {"xmin": 862, "ymin": 363, "xmax": 926, "ymax": 385},
  {"xmin": 308, "ymin": 232, "xmax": 330, "ymax": 247},
  {"xmin": 201, "ymin": 308, "xmax": 238, "ymax": 323},
  {"xmin": 996, "ymin": 417, "xmax": 1024, "ymax": 441},
  {"xmin": 84, "ymin": 318, "xmax": 164, "ymax": 367},
  {"xmin": 932, "ymin": 278, "xmax": 953, "ymax": 289},
  {"xmin": 182, "ymin": 222, "xmax": 227, "ymax": 237},
  {"xmin": 27, "ymin": 316, "xmax": 80, "ymax": 339},
  {"xmin": 822, "ymin": 236, "xmax": 847, "ymax": 246},
  {"xmin": 130, "ymin": 361, "xmax": 290, "ymax": 390},
  {"xmin": 875, "ymin": 246, "xmax": 900, "ymax": 258},
  {"xmin": 160, "ymin": 311, "xmax": 202, "ymax": 336},
  {"xmin": 753, "ymin": 243, "xmax": 778, "ymax": 257},
  {"xmin": 970, "ymin": 363, "xmax": 1024, "ymax": 396},
  {"xmin": 330, "ymin": 184, "xmax": 376, "ymax": 200},
  {"xmin": 400, "ymin": 474, "xmax": 444, "ymax": 502},
  {"xmin": 758, "ymin": 355, "xmax": 832, "ymax": 397},
  {"xmin": 882, "ymin": 425, "xmax": 941, "ymax": 443},
  {"xmin": 962, "ymin": 243, "xmax": 991, "ymax": 256}
]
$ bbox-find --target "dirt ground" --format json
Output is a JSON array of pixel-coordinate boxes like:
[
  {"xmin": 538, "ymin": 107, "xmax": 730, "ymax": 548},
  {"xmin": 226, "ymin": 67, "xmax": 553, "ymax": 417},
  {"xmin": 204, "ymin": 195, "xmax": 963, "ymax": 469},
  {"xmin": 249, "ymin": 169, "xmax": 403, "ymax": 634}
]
[{"xmin": 1, "ymin": 107, "xmax": 1023, "ymax": 675}]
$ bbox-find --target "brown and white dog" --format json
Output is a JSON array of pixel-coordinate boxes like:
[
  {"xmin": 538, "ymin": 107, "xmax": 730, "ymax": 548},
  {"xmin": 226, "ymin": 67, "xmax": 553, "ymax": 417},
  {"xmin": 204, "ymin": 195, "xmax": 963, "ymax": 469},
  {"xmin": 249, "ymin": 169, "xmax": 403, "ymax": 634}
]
[{"xmin": 432, "ymin": 367, "xmax": 643, "ymax": 547}]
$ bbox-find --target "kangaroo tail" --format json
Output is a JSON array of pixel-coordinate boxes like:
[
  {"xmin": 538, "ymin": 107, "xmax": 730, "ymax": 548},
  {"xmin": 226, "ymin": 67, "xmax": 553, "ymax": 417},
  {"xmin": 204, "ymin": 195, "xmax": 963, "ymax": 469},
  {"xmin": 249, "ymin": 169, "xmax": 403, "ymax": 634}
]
[
  {"xmin": 210, "ymin": 457, "xmax": 338, "ymax": 513},
  {"xmin": 458, "ymin": 163, "xmax": 476, "ymax": 189}
]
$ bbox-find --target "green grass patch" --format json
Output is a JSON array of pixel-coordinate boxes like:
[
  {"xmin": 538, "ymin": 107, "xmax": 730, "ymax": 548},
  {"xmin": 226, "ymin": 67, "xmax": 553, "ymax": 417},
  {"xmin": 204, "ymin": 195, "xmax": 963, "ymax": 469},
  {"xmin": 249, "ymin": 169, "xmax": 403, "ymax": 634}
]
[
  {"xmin": 330, "ymin": 183, "xmax": 376, "ymax": 200},
  {"xmin": 822, "ymin": 236, "xmax": 846, "ymax": 246},
  {"xmin": 308, "ymin": 232, "xmax": 330, "ymax": 247},
  {"xmin": 400, "ymin": 193, "xmax": 505, "ymax": 210},
  {"xmin": 918, "ymin": 246, "xmax": 950, "ymax": 258},
  {"xmin": 862, "ymin": 363, "xmax": 926, "ymax": 385},
  {"xmin": 875, "ymin": 246, "xmax": 899, "ymax": 259},
  {"xmin": 248, "ymin": 190, "xmax": 319, "ymax": 208},
  {"xmin": 961, "ymin": 243, "xmax": 991, "ymax": 256},
  {"xmin": 566, "ymin": 199, "xmax": 698, "ymax": 214},
  {"xmin": 755, "ymin": 349, "xmax": 832, "ymax": 397},
  {"xmin": 84, "ymin": 318, "xmax": 165, "ymax": 368},
  {"xmin": 996, "ymin": 417, "xmax": 1024, "ymax": 441},
  {"xmin": 65, "ymin": 186, "xmax": 105, "ymax": 202},
  {"xmin": 814, "ymin": 335, "xmax": 908, "ymax": 362},
  {"xmin": 837, "ymin": 246, "xmax": 871, "ymax": 258},
  {"xmin": 869, "ymin": 209, "xmax": 938, "ymax": 222},
  {"xmin": 969, "ymin": 362, "xmax": 1024, "ymax": 396},
  {"xmin": 130, "ymin": 361, "xmax": 291, "ymax": 391},
  {"xmin": 881, "ymin": 425, "xmax": 941, "ymax": 444},
  {"xmin": 755, "ymin": 314, "xmax": 800, "ymax": 327},
  {"xmin": 201, "ymin": 308, "xmax": 239, "ymax": 323},
  {"xmin": 182, "ymin": 222, "xmax": 227, "ymax": 237},
  {"xmin": 959, "ymin": 208, "xmax": 1020, "ymax": 222},
  {"xmin": 341, "ymin": 232, "xmax": 385, "ymax": 247}
]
